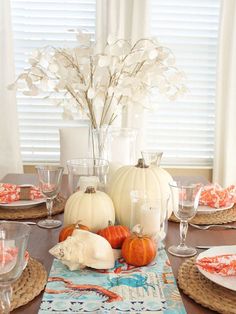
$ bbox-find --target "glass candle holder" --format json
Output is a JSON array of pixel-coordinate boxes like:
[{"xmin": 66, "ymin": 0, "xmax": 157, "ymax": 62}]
[
  {"xmin": 67, "ymin": 158, "xmax": 109, "ymax": 194},
  {"xmin": 130, "ymin": 190, "xmax": 169, "ymax": 248}
]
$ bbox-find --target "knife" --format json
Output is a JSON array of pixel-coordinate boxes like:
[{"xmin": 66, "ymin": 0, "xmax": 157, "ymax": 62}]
[
  {"xmin": 1, "ymin": 220, "xmax": 36, "ymax": 225},
  {"xmin": 196, "ymin": 245, "xmax": 219, "ymax": 249}
]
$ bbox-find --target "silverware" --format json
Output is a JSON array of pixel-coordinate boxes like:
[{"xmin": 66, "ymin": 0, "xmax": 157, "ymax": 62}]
[
  {"xmin": 196, "ymin": 245, "xmax": 219, "ymax": 249},
  {"xmin": 190, "ymin": 223, "xmax": 236, "ymax": 230},
  {"xmin": 1, "ymin": 221, "xmax": 36, "ymax": 225}
]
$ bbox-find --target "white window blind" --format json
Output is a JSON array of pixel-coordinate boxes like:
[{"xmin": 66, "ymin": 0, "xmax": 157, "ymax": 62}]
[
  {"xmin": 144, "ymin": 0, "xmax": 221, "ymax": 167},
  {"xmin": 11, "ymin": 0, "xmax": 96, "ymax": 162},
  {"xmin": 11, "ymin": 0, "xmax": 220, "ymax": 166}
]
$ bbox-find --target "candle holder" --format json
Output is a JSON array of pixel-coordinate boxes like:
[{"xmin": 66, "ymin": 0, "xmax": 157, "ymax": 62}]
[
  {"xmin": 130, "ymin": 190, "xmax": 169, "ymax": 249},
  {"xmin": 67, "ymin": 158, "xmax": 109, "ymax": 194}
]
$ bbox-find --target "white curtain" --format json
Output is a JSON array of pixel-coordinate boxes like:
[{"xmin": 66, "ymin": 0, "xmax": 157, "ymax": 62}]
[
  {"xmin": 96, "ymin": 0, "xmax": 149, "ymax": 52},
  {"xmin": 0, "ymin": 0, "xmax": 23, "ymax": 179},
  {"xmin": 213, "ymin": 0, "xmax": 236, "ymax": 186}
]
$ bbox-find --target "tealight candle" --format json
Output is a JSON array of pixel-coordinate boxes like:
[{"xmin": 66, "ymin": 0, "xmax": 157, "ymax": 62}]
[
  {"xmin": 78, "ymin": 176, "xmax": 99, "ymax": 191},
  {"xmin": 140, "ymin": 206, "xmax": 161, "ymax": 236}
]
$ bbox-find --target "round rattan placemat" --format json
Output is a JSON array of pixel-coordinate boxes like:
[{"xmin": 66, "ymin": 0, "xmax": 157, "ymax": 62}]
[
  {"xmin": 178, "ymin": 257, "xmax": 236, "ymax": 314},
  {"xmin": 11, "ymin": 257, "xmax": 47, "ymax": 311},
  {"xmin": 169, "ymin": 204, "xmax": 236, "ymax": 225},
  {"xmin": 0, "ymin": 195, "xmax": 66, "ymax": 220}
]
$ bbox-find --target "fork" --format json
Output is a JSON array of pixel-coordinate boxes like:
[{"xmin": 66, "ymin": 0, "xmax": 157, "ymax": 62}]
[{"xmin": 190, "ymin": 223, "xmax": 236, "ymax": 230}]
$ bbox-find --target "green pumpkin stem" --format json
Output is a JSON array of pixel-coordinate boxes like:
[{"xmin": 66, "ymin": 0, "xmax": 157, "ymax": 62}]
[{"xmin": 108, "ymin": 220, "xmax": 113, "ymax": 226}]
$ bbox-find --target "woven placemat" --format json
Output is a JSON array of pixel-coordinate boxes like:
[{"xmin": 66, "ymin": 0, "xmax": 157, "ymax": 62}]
[
  {"xmin": 11, "ymin": 257, "xmax": 47, "ymax": 311},
  {"xmin": 169, "ymin": 204, "xmax": 236, "ymax": 225},
  {"xmin": 178, "ymin": 257, "xmax": 236, "ymax": 314},
  {"xmin": 0, "ymin": 195, "xmax": 66, "ymax": 220}
]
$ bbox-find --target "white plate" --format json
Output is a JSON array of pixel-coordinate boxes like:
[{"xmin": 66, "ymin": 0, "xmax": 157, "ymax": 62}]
[
  {"xmin": 196, "ymin": 245, "xmax": 236, "ymax": 291},
  {"xmin": 197, "ymin": 203, "xmax": 234, "ymax": 214},
  {"xmin": 0, "ymin": 198, "xmax": 45, "ymax": 209}
]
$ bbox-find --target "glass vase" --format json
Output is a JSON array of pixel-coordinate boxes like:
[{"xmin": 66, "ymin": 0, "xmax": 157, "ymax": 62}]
[{"xmin": 90, "ymin": 126, "xmax": 110, "ymax": 160}]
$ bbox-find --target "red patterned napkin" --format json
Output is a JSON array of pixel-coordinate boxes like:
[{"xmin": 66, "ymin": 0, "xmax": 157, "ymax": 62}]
[
  {"xmin": 196, "ymin": 254, "xmax": 236, "ymax": 276},
  {"xmin": 199, "ymin": 184, "xmax": 236, "ymax": 208},
  {"xmin": 0, "ymin": 183, "xmax": 43, "ymax": 204}
]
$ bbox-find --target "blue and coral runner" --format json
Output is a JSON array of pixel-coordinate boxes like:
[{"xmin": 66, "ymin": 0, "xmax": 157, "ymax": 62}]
[{"xmin": 39, "ymin": 249, "xmax": 186, "ymax": 313}]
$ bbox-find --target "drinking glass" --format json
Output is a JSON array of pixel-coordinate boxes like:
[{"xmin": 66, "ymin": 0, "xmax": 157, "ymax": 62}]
[
  {"xmin": 36, "ymin": 165, "xmax": 64, "ymax": 228},
  {"xmin": 0, "ymin": 222, "xmax": 30, "ymax": 314},
  {"xmin": 168, "ymin": 182, "xmax": 202, "ymax": 257}
]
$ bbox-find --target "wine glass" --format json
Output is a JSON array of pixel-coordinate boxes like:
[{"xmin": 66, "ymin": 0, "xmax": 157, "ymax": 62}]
[
  {"xmin": 36, "ymin": 165, "xmax": 64, "ymax": 229},
  {"xmin": 0, "ymin": 222, "xmax": 30, "ymax": 314},
  {"xmin": 168, "ymin": 181, "xmax": 202, "ymax": 257}
]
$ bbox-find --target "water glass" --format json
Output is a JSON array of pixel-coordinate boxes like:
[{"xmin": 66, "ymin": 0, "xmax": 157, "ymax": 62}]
[
  {"xmin": 0, "ymin": 222, "xmax": 30, "ymax": 313},
  {"xmin": 168, "ymin": 181, "xmax": 202, "ymax": 257},
  {"xmin": 141, "ymin": 150, "xmax": 163, "ymax": 167},
  {"xmin": 36, "ymin": 165, "xmax": 64, "ymax": 229}
]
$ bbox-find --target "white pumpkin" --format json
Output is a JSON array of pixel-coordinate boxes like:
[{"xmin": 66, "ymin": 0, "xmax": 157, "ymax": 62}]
[
  {"xmin": 64, "ymin": 186, "xmax": 115, "ymax": 232},
  {"xmin": 108, "ymin": 158, "xmax": 173, "ymax": 226}
]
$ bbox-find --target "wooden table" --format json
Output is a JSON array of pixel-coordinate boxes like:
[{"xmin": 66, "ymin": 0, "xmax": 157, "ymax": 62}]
[{"xmin": 2, "ymin": 173, "xmax": 236, "ymax": 314}]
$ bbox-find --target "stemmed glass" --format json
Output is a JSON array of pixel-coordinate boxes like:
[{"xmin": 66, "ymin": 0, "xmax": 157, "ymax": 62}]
[
  {"xmin": 168, "ymin": 181, "xmax": 202, "ymax": 257},
  {"xmin": 0, "ymin": 222, "xmax": 30, "ymax": 314},
  {"xmin": 36, "ymin": 165, "xmax": 64, "ymax": 229}
]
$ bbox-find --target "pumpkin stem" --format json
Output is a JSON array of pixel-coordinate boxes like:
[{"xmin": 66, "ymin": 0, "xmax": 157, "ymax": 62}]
[
  {"xmin": 75, "ymin": 220, "xmax": 82, "ymax": 229},
  {"xmin": 108, "ymin": 220, "xmax": 113, "ymax": 226},
  {"xmin": 85, "ymin": 186, "xmax": 96, "ymax": 194},
  {"xmin": 135, "ymin": 158, "xmax": 148, "ymax": 168},
  {"xmin": 132, "ymin": 224, "xmax": 144, "ymax": 237}
]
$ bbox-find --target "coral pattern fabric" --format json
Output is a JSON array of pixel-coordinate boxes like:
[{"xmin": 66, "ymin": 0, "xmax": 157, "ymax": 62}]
[
  {"xmin": 197, "ymin": 254, "xmax": 236, "ymax": 276},
  {"xmin": 199, "ymin": 184, "xmax": 236, "ymax": 208},
  {"xmin": 0, "ymin": 183, "xmax": 42, "ymax": 203}
]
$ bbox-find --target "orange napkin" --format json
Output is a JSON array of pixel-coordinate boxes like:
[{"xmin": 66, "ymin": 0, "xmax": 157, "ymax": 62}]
[
  {"xmin": 196, "ymin": 254, "xmax": 236, "ymax": 276},
  {"xmin": 199, "ymin": 184, "xmax": 236, "ymax": 208},
  {"xmin": 0, "ymin": 183, "xmax": 43, "ymax": 203}
]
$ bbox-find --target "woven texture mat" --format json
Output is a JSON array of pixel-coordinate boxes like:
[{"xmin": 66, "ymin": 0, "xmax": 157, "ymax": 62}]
[
  {"xmin": 169, "ymin": 204, "xmax": 236, "ymax": 225},
  {"xmin": 11, "ymin": 257, "xmax": 47, "ymax": 311},
  {"xmin": 178, "ymin": 257, "xmax": 236, "ymax": 314},
  {"xmin": 0, "ymin": 195, "xmax": 66, "ymax": 220}
]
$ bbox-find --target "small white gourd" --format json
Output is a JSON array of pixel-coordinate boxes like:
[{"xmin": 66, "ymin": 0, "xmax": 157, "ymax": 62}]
[
  {"xmin": 108, "ymin": 158, "xmax": 173, "ymax": 226},
  {"xmin": 64, "ymin": 186, "xmax": 115, "ymax": 232},
  {"xmin": 49, "ymin": 229, "xmax": 115, "ymax": 271}
]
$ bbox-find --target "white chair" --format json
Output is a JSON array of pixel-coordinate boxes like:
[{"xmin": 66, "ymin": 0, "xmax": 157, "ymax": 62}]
[{"xmin": 59, "ymin": 126, "xmax": 90, "ymax": 172}]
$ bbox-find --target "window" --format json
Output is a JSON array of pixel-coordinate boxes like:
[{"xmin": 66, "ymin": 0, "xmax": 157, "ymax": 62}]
[
  {"xmin": 11, "ymin": 0, "xmax": 220, "ymax": 166},
  {"xmin": 144, "ymin": 0, "xmax": 221, "ymax": 166},
  {"xmin": 11, "ymin": 0, "xmax": 96, "ymax": 162}
]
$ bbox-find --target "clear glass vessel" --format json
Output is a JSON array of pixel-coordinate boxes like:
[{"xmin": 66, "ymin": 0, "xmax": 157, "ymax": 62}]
[
  {"xmin": 36, "ymin": 165, "xmax": 64, "ymax": 229},
  {"xmin": 0, "ymin": 222, "xmax": 30, "ymax": 314},
  {"xmin": 168, "ymin": 182, "xmax": 202, "ymax": 257}
]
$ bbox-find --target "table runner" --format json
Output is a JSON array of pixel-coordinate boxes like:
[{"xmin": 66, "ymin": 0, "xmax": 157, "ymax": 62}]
[{"xmin": 39, "ymin": 249, "xmax": 186, "ymax": 313}]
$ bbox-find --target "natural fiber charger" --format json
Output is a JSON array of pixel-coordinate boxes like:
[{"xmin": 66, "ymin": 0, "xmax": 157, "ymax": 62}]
[
  {"xmin": 178, "ymin": 257, "xmax": 236, "ymax": 314},
  {"xmin": 0, "ymin": 195, "xmax": 66, "ymax": 220},
  {"xmin": 169, "ymin": 204, "xmax": 236, "ymax": 225},
  {"xmin": 11, "ymin": 257, "xmax": 47, "ymax": 311}
]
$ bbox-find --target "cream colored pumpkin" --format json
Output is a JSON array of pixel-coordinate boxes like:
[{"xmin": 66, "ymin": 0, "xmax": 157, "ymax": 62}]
[
  {"xmin": 108, "ymin": 159, "xmax": 173, "ymax": 226},
  {"xmin": 64, "ymin": 187, "xmax": 115, "ymax": 232}
]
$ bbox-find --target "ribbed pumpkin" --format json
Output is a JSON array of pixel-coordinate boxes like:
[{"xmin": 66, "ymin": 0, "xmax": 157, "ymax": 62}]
[
  {"xmin": 64, "ymin": 186, "xmax": 115, "ymax": 232},
  {"xmin": 59, "ymin": 222, "xmax": 89, "ymax": 242},
  {"xmin": 108, "ymin": 158, "xmax": 173, "ymax": 226},
  {"xmin": 97, "ymin": 221, "xmax": 130, "ymax": 249},
  {"xmin": 121, "ymin": 233, "xmax": 156, "ymax": 266}
]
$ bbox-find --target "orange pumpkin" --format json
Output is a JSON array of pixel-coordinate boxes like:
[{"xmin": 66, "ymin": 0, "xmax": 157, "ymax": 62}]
[
  {"xmin": 121, "ymin": 234, "xmax": 157, "ymax": 266},
  {"xmin": 97, "ymin": 221, "xmax": 130, "ymax": 249},
  {"xmin": 59, "ymin": 222, "xmax": 89, "ymax": 242}
]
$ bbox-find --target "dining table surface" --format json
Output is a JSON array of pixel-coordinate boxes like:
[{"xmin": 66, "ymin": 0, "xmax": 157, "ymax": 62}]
[{"xmin": 1, "ymin": 173, "xmax": 236, "ymax": 314}]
